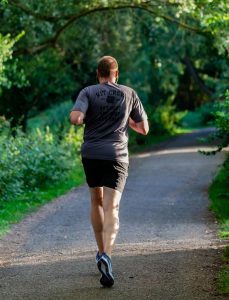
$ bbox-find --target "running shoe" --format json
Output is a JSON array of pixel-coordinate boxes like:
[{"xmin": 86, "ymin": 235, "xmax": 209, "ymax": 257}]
[
  {"xmin": 95, "ymin": 251, "xmax": 101, "ymax": 264},
  {"xmin": 98, "ymin": 252, "xmax": 114, "ymax": 287}
]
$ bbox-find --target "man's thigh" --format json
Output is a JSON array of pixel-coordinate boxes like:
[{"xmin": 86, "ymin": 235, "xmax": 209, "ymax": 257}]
[{"xmin": 90, "ymin": 187, "xmax": 103, "ymax": 206}]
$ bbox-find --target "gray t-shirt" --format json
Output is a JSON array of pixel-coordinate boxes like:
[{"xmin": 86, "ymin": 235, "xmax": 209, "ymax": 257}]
[{"xmin": 71, "ymin": 82, "xmax": 147, "ymax": 163}]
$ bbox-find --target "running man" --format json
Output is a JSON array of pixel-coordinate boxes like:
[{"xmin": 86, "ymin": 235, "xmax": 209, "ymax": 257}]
[{"xmin": 69, "ymin": 56, "xmax": 149, "ymax": 287}]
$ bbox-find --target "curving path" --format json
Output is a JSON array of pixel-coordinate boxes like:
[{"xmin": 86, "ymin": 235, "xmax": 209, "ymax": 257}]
[{"xmin": 0, "ymin": 128, "xmax": 228, "ymax": 300}]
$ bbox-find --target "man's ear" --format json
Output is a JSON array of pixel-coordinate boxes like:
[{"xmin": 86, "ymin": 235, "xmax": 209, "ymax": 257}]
[
  {"xmin": 96, "ymin": 69, "xmax": 99, "ymax": 83},
  {"xmin": 115, "ymin": 70, "xmax": 119, "ymax": 82}
]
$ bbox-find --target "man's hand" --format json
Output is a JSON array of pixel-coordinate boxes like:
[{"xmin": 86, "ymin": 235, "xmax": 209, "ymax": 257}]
[
  {"xmin": 69, "ymin": 111, "xmax": 85, "ymax": 125},
  {"xmin": 128, "ymin": 117, "xmax": 149, "ymax": 135}
]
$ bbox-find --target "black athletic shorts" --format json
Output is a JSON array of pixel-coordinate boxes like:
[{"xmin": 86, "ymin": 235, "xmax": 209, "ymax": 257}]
[{"xmin": 81, "ymin": 157, "xmax": 129, "ymax": 193}]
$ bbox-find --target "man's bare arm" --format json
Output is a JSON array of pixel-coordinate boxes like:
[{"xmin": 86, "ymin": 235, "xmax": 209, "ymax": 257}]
[
  {"xmin": 128, "ymin": 117, "xmax": 149, "ymax": 135},
  {"xmin": 69, "ymin": 111, "xmax": 85, "ymax": 125}
]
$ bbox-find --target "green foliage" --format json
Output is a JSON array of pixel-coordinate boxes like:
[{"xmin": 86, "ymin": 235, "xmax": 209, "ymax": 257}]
[
  {"xmin": 198, "ymin": 102, "xmax": 216, "ymax": 124},
  {"xmin": 194, "ymin": 1, "xmax": 229, "ymax": 55},
  {"xmin": 129, "ymin": 100, "xmax": 185, "ymax": 147},
  {"xmin": 209, "ymin": 156, "xmax": 229, "ymax": 294},
  {"xmin": 0, "ymin": 121, "xmax": 83, "ymax": 201},
  {"xmin": 0, "ymin": 34, "xmax": 13, "ymax": 77},
  {"xmin": 218, "ymin": 263, "xmax": 229, "ymax": 294},
  {"xmin": 28, "ymin": 100, "xmax": 73, "ymax": 135},
  {"xmin": 0, "ymin": 32, "xmax": 25, "ymax": 88},
  {"xmin": 180, "ymin": 110, "xmax": 204, "ymax": 128},
  {"xmin": 0, "ymin": 0, "xmax": 228, "ymax": 129},
  {"xmin": 151, "ymin": 101, "xmax": 186, "ymax": 135},
  {"xmin": 200, "ymin": 91, "xmax": 229, "ymax": 154},
  {"xmin": 215, "ymin": 94, "xmax": 229, "ymax": 133},
  {"xmin": 0, "ymin": 162, "xmax": 85, "ymax": 237},
  {"xmin": 180, "ymin": 101, "xmax": 216, "ymax": 128},
  {"xmin": 0, "ymin": 159, "xmax": 85, "ymax": 236},
  {"xmin": 209, "ymin": 155, "xmax": 229, "ymax": 238}
]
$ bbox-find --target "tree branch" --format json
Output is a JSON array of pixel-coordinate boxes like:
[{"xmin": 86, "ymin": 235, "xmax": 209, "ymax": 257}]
[
  {"xmin": 13, "ymin": 3, "xmax": 206, "ymax": 56},
  {"xmin": 8, "ymin": 0, "xmax": 177, "ymax": 22}
]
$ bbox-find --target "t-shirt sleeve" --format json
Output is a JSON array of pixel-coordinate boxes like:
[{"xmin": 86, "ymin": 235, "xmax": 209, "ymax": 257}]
[
  {"xmin": 130, "ymin": 90, "xmax": 148, "ymax": 123},
  {"xmin": 71, "ymin": 88, "xmax": 89, "ymax": 114}
]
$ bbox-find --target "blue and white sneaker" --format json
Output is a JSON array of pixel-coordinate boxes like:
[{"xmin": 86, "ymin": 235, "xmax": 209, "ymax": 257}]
[
  {"xmin": 98, "ymin": 252, "xmax": 114, "ymax": 287},
  {"xmin": 95, "ymin": 251, "xmax": 102, "ymax": 264}
]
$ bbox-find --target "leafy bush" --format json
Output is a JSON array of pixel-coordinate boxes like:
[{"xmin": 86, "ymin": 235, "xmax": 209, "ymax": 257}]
[
  {"xmin": 200, "ymin": 91, "xmax": 229, "ymax": 155},
  {"xmin": 198, "ymin": 102, "xmax": 217, "ymax": 125},
  {"xmin": 180, "ymin": 101, "xmax": 217, "ymax": 128},
  {"xmin": 129, "ymin": 100, "xmax": 185, "ymax": 147},
  {"xmin": 151, "ymin": 101, "xmax": 186, "ymax": 135},
  {"xmin": 209, "ymin": 154, "xmax": 229, "ymax": 239},
  {"xmin": 0, "ymin": 115, "xmax": 10, "ymax": 135},
  {"xmin": 0, "ymin": 120, "xmax": 83, "ymax": 201},
  {"xmin": 28, "ymin": 100, "xmax": 73, "ymax": 136}
]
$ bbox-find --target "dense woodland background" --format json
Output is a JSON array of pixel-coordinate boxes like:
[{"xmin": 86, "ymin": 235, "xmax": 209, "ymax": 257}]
[{"xmin": 0, "ymin": 0, "xmax": 228, "ymax": 201}]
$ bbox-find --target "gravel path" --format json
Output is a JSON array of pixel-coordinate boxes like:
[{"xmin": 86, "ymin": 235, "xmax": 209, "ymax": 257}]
[{"xmin": 0, "ymin": 128, "xmax": 228, "ymax": 300}]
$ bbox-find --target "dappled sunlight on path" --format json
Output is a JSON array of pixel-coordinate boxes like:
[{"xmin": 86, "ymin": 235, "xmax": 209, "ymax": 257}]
[
  {"xmin": 0, "ymin": 239, "xmax": 227, "ymax": 268},
  {"xmin": 134, "ymin": 146, "xmax": 229, "ymax": 158}
]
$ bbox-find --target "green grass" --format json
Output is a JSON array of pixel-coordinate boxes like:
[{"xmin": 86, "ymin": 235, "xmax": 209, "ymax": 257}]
[
  {"xmin": 217, "ymin": 246, "xmax": 229, "ymax": 294},
  {"xmin": 209, "ymin": 156, "xmax": 229, "ymax": 238},
  {"xmin": 0, "ymin": 159, "xmax": 85, "ymax": 237},
  {"xmin": 209, "ymin": 155, "xmax": 229, "ymax": 294}
]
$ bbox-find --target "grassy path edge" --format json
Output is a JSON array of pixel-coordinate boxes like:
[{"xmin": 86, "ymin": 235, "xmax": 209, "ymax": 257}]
[
  {"xmin": 209, "ymin": 154, "xmax": 229, "ymax": 295},
  {"xmin": 0, "ymin": 160, "xmax": 85, "ymax": 237}
]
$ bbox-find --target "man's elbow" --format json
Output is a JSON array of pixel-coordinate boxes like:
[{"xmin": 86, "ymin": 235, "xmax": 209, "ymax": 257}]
[
  {"xmin": 136, "ymin": 120, "xmax": 149, "ymax": 135},
  {"xmin": 141, "ymin": 127, "xmax": 149, "ymax": 135},
  {"xmin": 142, "ymin": 121, "xmax": 149, "ymax": 135}
]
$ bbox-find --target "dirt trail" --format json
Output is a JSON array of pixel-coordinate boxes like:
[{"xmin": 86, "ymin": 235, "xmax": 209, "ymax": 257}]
[{"xmin": 0, "ymin": 128, "xmax": 228, "ymax": 300}]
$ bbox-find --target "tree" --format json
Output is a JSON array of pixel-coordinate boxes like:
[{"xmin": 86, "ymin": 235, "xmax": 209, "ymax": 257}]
[{"xmin": 0, "ymin": 0, "xmax": 228, "ymax": 129}]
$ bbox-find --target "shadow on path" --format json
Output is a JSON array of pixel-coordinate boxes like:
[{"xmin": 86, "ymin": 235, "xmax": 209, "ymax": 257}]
[{"xmin": 0, "ymin": 248, "xmax": 227, "ymax": 300}]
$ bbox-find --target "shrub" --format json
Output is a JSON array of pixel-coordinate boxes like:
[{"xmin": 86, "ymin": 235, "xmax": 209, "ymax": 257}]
[
  {"xmin": 129, "ymin": 100, "xmax": 185, "ymax": 147},
  {"xmin": 0, "ymin": 123, "xmax": 83, "ymax": 201},
  {"xmin": 198, "ymin": 102, "xmax": 216, "ymax": 125},
  {"xmin": 28, "ymin": 100, "xmax": 73, "ymax": 136},
  {"xmin": 151, "ymin": 101, "xmax": 185, "ymax": 135},
  {"xmin": 180, "ymin": 101, "xmax": 217, "ymax": 128},
  {"xmin": 200, "ymin": 91, "xmax": 229, "ymax": 155}
]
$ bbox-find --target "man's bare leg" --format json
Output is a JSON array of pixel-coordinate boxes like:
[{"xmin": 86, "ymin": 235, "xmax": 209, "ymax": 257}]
[
  {"xmin": 103, "ymin": 186, "xmax": 122, "ymax": 257},
  {"xmin": 90, "ymin": 187, "xmax": 104, "ymax": 254}
]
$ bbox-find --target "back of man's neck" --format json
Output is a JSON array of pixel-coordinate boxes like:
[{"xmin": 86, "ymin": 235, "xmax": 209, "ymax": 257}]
[{"xmin": 99, "ymin": 78, "xmax": 116, "ymax": 84}]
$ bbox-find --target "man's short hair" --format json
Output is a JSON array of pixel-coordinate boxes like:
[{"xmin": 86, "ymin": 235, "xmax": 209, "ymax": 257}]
[{"xmin": 97, "ymin": 56, "xmax": 118, "ymax": 78}]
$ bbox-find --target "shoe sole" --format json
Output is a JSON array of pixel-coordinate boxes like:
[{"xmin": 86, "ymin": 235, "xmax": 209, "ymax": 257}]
[{"xmin": 97, "ymin": 257, "xmax": 114, "ymax": 287}]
